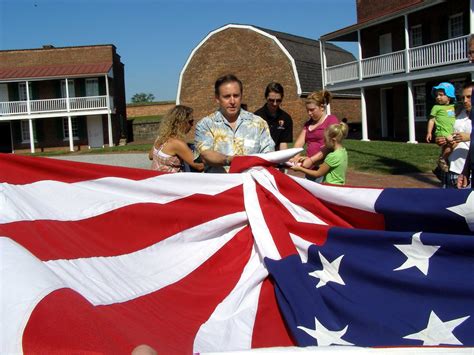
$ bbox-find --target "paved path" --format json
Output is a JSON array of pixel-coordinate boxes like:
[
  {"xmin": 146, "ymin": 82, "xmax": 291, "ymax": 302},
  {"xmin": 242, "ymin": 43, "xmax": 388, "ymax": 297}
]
[{"xmin": 53, "ymin": 153, "xmax": 440, "ymax": 189}]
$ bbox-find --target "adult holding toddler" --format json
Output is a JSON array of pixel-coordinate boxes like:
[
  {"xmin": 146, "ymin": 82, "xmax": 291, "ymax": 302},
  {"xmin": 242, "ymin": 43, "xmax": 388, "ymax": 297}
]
[
  {"xmin": 290, "ymin": 90, "xmax": 339, "ymax": 181},
  {"xmin": 149, "ymin": 105, "xmax": 204, "ymax": 173}
]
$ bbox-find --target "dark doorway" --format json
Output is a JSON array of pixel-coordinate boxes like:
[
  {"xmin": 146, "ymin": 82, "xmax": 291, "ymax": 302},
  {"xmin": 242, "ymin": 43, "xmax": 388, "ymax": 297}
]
[
  {"xmin": 381, "ymin": 88, "xmax": 395, "ymax": 139},
  {"xmin": 0, "ymin": 122, "xmax": 13, "ymax": 153}
]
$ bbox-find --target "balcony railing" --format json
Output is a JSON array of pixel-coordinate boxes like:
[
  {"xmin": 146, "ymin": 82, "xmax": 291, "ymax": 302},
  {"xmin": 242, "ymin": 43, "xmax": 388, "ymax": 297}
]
[
  {"xmin": 0, "ymin": 95, "xmax": 109, "ymax": 116},
  {"xmin": 325, "ymin": 35, "xmax": 470, "ymax": 85}
]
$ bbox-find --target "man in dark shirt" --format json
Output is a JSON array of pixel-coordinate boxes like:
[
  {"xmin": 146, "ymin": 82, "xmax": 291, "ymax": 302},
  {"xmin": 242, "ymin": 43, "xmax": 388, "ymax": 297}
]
[{"xmin": 254, "ymin": 82, "xmax": 293, "ymax": 151}]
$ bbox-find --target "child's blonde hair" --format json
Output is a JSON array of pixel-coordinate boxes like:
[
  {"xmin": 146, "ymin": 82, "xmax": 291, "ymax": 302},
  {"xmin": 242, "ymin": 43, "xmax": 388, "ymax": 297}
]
[{"xmin": 324, "ymin": 122, "xmax": 348, "ymax": 150}]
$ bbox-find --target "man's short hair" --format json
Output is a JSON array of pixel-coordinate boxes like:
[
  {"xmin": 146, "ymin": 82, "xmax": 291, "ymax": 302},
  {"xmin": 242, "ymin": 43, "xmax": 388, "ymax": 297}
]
[
  {"xmin": 264, "ymin": 82, "xmax": 284, "ymax": 98},
  {"xmin": 214, "ymin": 74, "xmax": 243, "ymax": 96},
  {"xmin": 463, "ymin": 80, "xmax": 474, "ymax": 90}
]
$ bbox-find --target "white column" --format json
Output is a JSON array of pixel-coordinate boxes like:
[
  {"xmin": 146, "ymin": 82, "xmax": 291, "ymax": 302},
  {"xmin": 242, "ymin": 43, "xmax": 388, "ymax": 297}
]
[
  {"xmin": 65, "ymin": 79, "xmax": 74, "ymax": 152},
  {"xmin": 25, "ymin": 81, "xmax": 35, "ymax": 153},
  {"xmin": 67, "ymin": 116, "xmax": 74, "ymax": 152},
  {"xmin": 28, "ymin": 119, "xmax": 35, "ymax": 153},
  {"xmin": 471, "ymin": 0, "xmax": 474, "ymax": 34},
  {"xmin": 407, "ymin": 81, "xmax": 417, "ymax": 144},
  {"xmin": 319, "ymin": 39, "xmax": 326, "ymax": 89},
  {"xmin": 404, "ymin": 15, "xmax": 410, "ymax": 73},
  {"xmin": 360, "ymin": 88, "xmax": 369, "ymax": 141},
  {"xmin": 357, "ymin": 30, "xmax": 363, "ymax": 80},
  {"xmin": 105, "ymin": 74, "xmax": 113, "ymax": 147}
]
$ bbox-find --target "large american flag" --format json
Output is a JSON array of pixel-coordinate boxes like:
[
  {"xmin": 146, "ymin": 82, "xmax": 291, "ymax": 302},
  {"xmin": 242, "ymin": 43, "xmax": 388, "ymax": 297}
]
[{"xmin": 1, "ymin": 150, "xmax": 473, "ymax": 354}]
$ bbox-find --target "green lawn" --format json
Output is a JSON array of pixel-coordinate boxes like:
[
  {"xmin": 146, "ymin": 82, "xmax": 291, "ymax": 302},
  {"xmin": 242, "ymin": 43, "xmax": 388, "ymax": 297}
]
[
  {"xmin": 345, "ymin": 139, "xmax": 439, "ymax": 174},
  {"xmin": 24, "ymin": 139, "xmax": 440, "ymax": 175}
]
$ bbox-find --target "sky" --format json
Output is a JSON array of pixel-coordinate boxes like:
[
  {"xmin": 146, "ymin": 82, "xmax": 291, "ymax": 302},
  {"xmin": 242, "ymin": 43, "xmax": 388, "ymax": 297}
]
[{"xmin": 0, "ymin": 0, "xmax": 358, "ymax": 102}]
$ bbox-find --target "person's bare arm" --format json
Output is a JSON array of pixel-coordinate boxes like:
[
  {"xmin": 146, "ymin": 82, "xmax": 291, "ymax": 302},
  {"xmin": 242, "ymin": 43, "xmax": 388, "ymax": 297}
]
[
  {"xmin": 173, "ymin": 140, "xmax": 205, "ymax": 171},
  {"xmin": 291, "ymin": 162, "xmax": 330, "ymax": 178},
  {"xmin": 290, "ymin": 129, "xmax": 306, "ymax": 162},
  {"xmin": 426, "ymin": 118, "xmax": 435, "ymax": 143},
  {"xmin": 200, "ymin": 150, "xmax": 233, "ymax": 167}
]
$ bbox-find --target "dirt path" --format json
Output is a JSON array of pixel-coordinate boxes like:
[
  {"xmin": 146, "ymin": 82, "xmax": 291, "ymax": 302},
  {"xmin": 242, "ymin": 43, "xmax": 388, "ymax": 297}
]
[{"xmin": 288, "ymin": 169, "xmax": 440, "ymax": 189}]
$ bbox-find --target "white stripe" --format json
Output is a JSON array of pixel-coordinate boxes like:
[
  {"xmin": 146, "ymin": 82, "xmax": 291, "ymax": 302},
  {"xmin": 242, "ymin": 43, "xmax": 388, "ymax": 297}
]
[
  {"xmin": 289, "ymin": 175, "xmax": 382, "ymax": 213},
  {"xmin": 194, "ymin": 246, "xmax": 268, "ymax": 353},
  {"xmin": 46, "ymin": 212, "xmax": 248, "ymax": 305},
  {"xmin": 243, "ymin": 173, "xmax": 281, "ymax": 260},
  {"xmin": 0, "ymin": 173, "xmax": 243, "ymax": 224},
  {"xmin": 250, "ymin": 148, "xmax": 303, "ymax": 164},
  {"xmin": 250, "ymin": 169, "xmax": 327, "ymax": 225},
  {"xmin": 289, "ymin": 233, "xmax": 313, "ymax": 264},
  {"xmin": 0, "ymin": 237, "xmax": 66, "ymax": 355}
]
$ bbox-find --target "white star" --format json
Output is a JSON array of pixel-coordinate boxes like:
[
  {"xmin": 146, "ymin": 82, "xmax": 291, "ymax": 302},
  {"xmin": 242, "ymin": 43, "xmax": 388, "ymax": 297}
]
[
  {"xmin": 403, "ymin": 311, "xmax": 469, "ymax": 345},
  {"xmin": 298, "ymin": 317, "xmax": 353, "ymax": 346},
  {"xmin": 393, "ymin": 232, "xmax": 440, "ymax": 276},
  {"xmin": 447, "ymin": 192, "xmax": 474, "ymax": 231},
  {"xmin": 309, "ymin": 251, "xmax": 345, "ymax": 288}
]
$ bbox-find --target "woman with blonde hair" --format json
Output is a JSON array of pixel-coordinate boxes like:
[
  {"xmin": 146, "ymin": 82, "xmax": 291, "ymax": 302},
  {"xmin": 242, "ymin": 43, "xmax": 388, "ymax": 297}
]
[
  {"xmin": 290, "ymin": 90, "xmax": 340, "ymax": 180},
  {"xmin": 149, "ymin": 105, "xmax": 204, "ymax": 173},
  {"xmin": 291, "ymin": 122, "xmax": 349, "ymax": 185}
]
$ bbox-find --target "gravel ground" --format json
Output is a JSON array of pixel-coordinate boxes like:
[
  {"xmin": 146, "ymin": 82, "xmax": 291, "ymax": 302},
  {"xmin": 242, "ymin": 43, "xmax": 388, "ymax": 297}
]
[{"xmin": 51, "ymin": 153, "xmax": 151, "ymax": 169}]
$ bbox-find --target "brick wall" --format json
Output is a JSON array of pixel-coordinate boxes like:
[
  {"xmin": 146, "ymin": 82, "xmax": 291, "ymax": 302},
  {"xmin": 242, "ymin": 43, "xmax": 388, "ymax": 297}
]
[
  {"xmin": 127, "ymin": 102, "xmax": 175, "ymax": 117},
  {"xmin": 0, "ymin": 45, "xmax": 115, "ymax": 68}
]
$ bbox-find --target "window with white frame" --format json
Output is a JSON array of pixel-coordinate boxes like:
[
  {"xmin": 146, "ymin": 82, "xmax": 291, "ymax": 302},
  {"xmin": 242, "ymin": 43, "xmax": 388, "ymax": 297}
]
[
  {"xmin": 448, "ymin": 13, "xmax": 463, "ymax": 39},
  {"xmin": 414, "ymin": 84, "xmax": 426, "ymax": 121},
  {"xmin": 61, "ymin": 79, "xmax": 75, "ymax": 98},
  {"xmin": 62, "ymin": 117, "xmax": 79, "ymax": 140},
  {"xmin": 410, "ymin": 25, "xmax": 422, "ymax": 47},
  {"xmin": 85, "ymin": 78, "xmax": 99, "ymax": 96},
  {"xmin": 21, "ymin": 120, "xmax": 36, "ymax": 142}
]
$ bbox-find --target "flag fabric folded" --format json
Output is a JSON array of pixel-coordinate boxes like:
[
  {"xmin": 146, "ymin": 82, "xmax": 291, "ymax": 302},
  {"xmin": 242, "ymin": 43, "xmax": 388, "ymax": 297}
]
[{"xmin": 0, "ymin": 152, "xmax": 473, "ymax": 354}]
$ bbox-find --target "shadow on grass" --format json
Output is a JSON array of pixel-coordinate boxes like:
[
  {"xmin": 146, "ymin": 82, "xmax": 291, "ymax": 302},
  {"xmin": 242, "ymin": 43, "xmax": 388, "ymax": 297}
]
[{"xmin": 348, "ymin": 148, "xmax": 439, "ymax": 186}]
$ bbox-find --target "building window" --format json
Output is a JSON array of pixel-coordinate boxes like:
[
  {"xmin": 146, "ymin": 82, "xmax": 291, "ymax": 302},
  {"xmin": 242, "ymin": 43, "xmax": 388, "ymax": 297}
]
[
  {"xmin": 410, "ymin": 25, "xmax": 422, "ymax": 47},
  {"xmin": 21, "ymin": 120, "xmax": 36, "ymax": 142},
  {"xmin": 61, "ymin": 79, "xmax": 75, "ymax": 98},
  {"xmin": 448, "ymin": 13, "xmax": 463, "ymax": 39},
  {"xmin": 86, "ymin": 78, "xmax": 99, "ymax": 96},
  {"xmin": 414, "ymin": 84, "xmax": 426, "ymax": 122},
  {"xmin": 63, "ymin": 117, "xmax": 79, "ymax": 140},
  {"xmin": 18, "ymin": 82, "xmax": 33, "ymax": 100}
]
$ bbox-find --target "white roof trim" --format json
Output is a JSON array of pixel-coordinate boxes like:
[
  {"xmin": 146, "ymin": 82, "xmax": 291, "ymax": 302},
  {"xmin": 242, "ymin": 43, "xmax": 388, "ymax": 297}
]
[{"xmin": 176, "ymin": 24, "xmax": 302, "ymax": 103}]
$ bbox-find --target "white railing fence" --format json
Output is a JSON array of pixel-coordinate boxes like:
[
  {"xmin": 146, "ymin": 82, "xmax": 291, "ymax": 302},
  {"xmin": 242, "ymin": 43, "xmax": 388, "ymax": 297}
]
[
  {"xmin": 0, "ymin": 95, "xmax": 108, "ymax": 116},
  {"xmin": 326, "ymin": 61, "xmax": 359, "ymax": 85},
  {"xmin": 325, "ymin": 35, "xmax": 470, "ymax": 85},
  {"xmin": 362, "ymin": 50, "xmax": 405, "ymax": 78},
  {"xmin": 409, "ymin": 35, "xmax": 469, "ymax": 70}
]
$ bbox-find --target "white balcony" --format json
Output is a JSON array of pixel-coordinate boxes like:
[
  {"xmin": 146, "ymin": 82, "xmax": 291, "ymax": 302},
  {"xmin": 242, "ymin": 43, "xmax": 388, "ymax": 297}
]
[
  {"xmin": 325, "ymin": 35, "xmax": 470, "ymax": 85},
  {"xmin": 0, "ymin": 95, "xmax": 109, "ymax": 117}
]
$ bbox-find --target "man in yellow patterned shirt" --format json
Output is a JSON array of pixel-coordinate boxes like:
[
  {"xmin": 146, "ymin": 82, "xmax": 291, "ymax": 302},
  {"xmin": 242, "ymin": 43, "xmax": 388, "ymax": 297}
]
[{"xmin": 194, "ymin": 74, "xmax": 275, "ymax": 172}]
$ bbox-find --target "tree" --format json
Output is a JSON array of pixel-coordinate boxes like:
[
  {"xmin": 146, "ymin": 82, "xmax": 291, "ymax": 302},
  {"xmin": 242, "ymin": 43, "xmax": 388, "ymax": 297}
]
[{"xmin": 131, "ymin": 92, "xmax": 155, "ymax": 103}]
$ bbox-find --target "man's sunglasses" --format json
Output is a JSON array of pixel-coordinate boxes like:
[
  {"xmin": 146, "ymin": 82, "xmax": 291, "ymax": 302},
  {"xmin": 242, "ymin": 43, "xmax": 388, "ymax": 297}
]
[{"xmin": 267, "ymin": 98, "xmax": 282, "ymax": 104}]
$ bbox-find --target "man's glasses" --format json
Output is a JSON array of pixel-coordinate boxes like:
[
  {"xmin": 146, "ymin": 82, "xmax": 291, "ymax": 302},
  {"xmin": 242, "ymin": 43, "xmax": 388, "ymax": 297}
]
[{"xmin": 267, "ymin": 98, "xmax": 282, "ymax": 104}]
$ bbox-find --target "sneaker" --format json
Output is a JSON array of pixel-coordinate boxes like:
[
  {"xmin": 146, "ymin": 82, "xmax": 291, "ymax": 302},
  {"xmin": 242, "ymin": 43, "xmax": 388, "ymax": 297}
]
[{"xmin": 437, "ymin": 157, "xmax": 449, "ymax": 173}]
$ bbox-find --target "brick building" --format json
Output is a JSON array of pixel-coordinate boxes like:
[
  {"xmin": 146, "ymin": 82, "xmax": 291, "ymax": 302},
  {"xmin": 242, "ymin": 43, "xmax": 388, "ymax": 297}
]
[
  {"xmin": 0, "ymin": 44, "xmax": 127, "ymax": 153},
  {"xmin": 177, "ymin": 24, "xmax": 361, "ymax": 137},
  {"xmin": 320, "ymin": 0, "xmax": 473, "ymax": 142}
]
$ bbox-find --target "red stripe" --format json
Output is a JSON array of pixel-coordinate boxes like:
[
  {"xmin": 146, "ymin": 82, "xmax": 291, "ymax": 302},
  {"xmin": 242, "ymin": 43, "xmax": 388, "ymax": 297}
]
[
  {"xmin": 0, "ymin": 153, "xmax": 160, "ymax": 184},
  {"xmin": 23, "ymin": 227, "xmax": 257, "ymax": 354},
  {"xmin": 252, "ymin": 278, "xmax": 296, "ymax": 348},
  {"xmin": 0, "ymin": 186, "xmax": 245, "ymax": 260}
]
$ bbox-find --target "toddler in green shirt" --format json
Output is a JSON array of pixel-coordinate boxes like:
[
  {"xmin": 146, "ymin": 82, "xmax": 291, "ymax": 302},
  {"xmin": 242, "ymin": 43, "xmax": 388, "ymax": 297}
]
[{"xmin": 426, "ymin": 82, "xmax": 456, "ymax": 172}]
